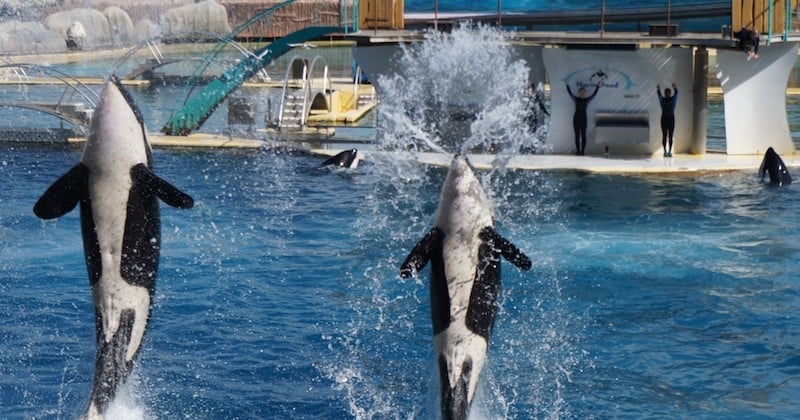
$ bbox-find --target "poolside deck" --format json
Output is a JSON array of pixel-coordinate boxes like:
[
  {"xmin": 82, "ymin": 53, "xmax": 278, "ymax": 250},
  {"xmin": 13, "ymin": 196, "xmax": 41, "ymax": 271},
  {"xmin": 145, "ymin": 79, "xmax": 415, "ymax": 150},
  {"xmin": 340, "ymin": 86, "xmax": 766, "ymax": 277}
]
[{"xmin": 305, "ymin": 145, "xmax": 796, "ymax": 175}]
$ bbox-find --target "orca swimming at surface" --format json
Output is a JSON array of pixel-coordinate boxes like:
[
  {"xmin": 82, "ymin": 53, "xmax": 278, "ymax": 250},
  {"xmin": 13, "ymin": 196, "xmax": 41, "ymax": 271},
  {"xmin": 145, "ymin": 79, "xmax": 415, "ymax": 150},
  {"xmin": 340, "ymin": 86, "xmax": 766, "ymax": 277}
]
[
  {"xmin": 320, "ymin": 148, "xmax": 359, "ymax": 170},
  {"xmin": 400, "ymin": 155, "xmax": 531, "ymax": 420},
  {"xmin": 33, "ymin": 75, "xmax": 194, "ymax": 419},
  {"xmin": 758, "ymin": 147, "xmax": 792, "ymax": 186}
]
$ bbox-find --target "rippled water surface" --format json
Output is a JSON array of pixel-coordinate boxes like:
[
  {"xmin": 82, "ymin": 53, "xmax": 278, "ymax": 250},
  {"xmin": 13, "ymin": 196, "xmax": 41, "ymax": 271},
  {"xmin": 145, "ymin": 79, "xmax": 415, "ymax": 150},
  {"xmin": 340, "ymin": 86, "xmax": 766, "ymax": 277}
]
[
  {"xmin": 1, "ymin": 26, "xmax": 799, "ymax": 418},
  {"xmin": 2, "ymin": 145, "xmax": 799, "ymax": 419}
]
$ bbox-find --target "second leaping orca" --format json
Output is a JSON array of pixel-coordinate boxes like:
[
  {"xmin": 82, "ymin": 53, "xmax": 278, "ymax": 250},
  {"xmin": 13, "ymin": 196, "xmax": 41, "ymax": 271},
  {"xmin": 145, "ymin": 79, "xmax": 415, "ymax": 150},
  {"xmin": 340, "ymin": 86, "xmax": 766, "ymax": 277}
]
[
  {"xmin": 33, "ymin": 75, "xmax": 194, "ymax": 419},
  {"xmin": 400, "ymin": 155, "xmax": 531, "ymax": 420}
]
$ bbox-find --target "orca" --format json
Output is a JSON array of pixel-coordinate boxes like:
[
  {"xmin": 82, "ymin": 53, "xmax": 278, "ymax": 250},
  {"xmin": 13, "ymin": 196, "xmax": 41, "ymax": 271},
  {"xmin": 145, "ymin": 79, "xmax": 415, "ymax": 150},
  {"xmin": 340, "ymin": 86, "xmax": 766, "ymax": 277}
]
[
  {"xmin": 320, "ymin": 148, "xmax": 359, "ymax": 170},
  {"xmin": 400, "ymin": 155, "xmax": 531, "ymax": 420},
  {"xmin": 758, "ymin": 147, "xmax": 792, "ymax": 186},
  {"xmin": 33, "ymin": 75, "xmax": 193, "ymax": 419}
]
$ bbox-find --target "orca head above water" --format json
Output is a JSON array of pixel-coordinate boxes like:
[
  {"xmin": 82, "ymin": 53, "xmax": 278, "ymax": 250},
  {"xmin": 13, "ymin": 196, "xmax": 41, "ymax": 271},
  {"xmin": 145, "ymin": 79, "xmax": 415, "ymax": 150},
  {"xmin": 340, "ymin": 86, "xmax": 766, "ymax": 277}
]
[
  {"xmin": 320, "ymin": 148, "xmax": 359, "ymax": 170},
  {"xmin": 434, "ymin": 155, "xmax": 493, "ymax": 238},
  {"xmin": 81, "ymin": 74, "xmax": 152, "ymax": 172},
  {"xmin": 758, "ymin": 147, "xmax": 792, "ymax": 186}
]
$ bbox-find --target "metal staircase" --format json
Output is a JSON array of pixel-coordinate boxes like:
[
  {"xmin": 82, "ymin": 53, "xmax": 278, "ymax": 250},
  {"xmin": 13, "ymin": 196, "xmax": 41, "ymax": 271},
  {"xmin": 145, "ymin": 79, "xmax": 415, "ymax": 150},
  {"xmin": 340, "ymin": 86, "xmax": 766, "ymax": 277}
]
[
  {"xmin": 272, "ymin": 55, "xmax": 332, "ymax": 131},
  {"xmin": 162, "ymin": 25, "xmax": 339, "ymax": 135},
  {"xmin": 279, "ymin": 91, "xmax": 306, "ymax": 130}
]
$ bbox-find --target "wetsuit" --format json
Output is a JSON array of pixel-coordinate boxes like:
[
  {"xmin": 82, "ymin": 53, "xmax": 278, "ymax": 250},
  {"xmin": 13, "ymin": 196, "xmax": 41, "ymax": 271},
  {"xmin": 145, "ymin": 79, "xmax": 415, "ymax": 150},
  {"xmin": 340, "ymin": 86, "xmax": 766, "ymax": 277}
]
[
  {"xmin": 567, "ymin": 84, "xmax": 599, "ymax": 155},
  {"xmin": 657, "ymin": 86, "xmax": 678, "ymax": 155},
  {"xmin": 734, "ymin": 27, "xmax": 760, "ymax": 57}
]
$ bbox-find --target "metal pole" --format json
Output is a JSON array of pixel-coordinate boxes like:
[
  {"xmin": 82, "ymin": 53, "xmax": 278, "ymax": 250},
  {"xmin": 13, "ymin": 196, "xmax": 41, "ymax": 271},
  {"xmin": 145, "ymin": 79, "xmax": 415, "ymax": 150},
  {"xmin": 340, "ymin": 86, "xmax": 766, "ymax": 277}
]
[
  {"xmin": 786, "ymin": 0, "xmax": 792, "ymax": 42},
  {"xmin": 600, "ymin": 0, "xmax": 605, "ymax": 35},
  {"xmin": 667, "ymin": 0, "xmax": 671, "ymax": 36},
  {"xmin": 498, "ymin": 0, "xmax": 502, "ymax": 28},
  {"xmin": 768, "ymin": 0, "xmax": 773, "ymax": 45},
  {"xmin": 691, "ymin": 47, "xmax": 708, "ymax": 155},
  {"xmin": 434, "ymin": 0, "xmax": 438, "ymax": 31}
]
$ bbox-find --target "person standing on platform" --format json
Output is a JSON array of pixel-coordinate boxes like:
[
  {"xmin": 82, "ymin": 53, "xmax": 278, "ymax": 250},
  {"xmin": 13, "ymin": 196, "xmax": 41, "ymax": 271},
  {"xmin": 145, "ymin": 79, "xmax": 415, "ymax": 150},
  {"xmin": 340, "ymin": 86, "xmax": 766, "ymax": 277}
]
[
  {"xmin": 525, "ymin": 83, "xmax": 549, "ymax": 132},
  {"xmin": 566, "ymin": 83, "xmax": 600, "ymax": 155},
  {"xmin": 657, "ymin": 83, "xmax": 678, "ymax": 157}
]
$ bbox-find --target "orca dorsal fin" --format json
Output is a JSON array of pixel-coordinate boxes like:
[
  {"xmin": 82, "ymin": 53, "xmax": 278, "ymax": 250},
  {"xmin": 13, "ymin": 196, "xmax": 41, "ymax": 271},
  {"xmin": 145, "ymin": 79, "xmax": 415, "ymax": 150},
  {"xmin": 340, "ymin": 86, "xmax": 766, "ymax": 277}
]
[
  {"xmin": 480, "ymin": 226, "xmax": 532, "ymax": 270},
  {"xmin": 400, "ymin": 227, "xmax": 444, "ymax": 278},
  {"xmin": 33, "ymin": 163, "xmax": 89, "ymax": 219},
  {"xmin": 131, "ymin": 164, "xmax": 194, "ymax": 209}
]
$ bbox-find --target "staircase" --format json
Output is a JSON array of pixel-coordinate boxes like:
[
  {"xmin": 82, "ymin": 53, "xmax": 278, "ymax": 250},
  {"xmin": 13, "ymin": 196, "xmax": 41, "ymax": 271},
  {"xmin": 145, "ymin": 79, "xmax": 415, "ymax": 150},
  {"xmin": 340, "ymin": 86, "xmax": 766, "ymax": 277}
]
[{"xmin": 279, "ymin": 89, "xmax": 307, "ymax": 130}]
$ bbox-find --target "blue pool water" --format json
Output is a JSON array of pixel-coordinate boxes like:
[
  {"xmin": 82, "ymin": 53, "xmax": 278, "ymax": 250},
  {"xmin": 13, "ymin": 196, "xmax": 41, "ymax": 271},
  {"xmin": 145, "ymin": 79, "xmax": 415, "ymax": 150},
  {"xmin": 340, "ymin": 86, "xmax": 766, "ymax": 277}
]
[
  {"xmin": 1, "ymin": 29, "xmax": 800, "ymax": 418},
  {"xmin": 2, "ymin": 143, "xmax": 799, "ymax": 418}
]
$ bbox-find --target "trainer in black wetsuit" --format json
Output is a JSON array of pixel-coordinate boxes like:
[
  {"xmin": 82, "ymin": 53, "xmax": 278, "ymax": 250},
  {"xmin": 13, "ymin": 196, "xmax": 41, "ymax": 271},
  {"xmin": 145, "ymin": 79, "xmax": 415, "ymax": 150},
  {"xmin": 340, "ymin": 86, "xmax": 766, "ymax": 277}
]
[
  {"xmin": 657, "ymin": 83, "xmax": 678, "ymax": 157},
  {"xmin": 733, "ymin": 26, "xmax": 760, "ymax": 59},
  {"xmin": 566, "ymin": 84, "xmax": 600, "ymax": 155}
]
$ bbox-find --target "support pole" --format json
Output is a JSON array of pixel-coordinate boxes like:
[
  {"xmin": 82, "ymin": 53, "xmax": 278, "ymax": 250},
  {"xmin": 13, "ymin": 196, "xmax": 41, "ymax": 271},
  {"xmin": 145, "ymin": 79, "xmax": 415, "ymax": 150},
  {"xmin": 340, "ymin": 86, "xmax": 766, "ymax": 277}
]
[
  {"xmin": 768, "ymin": 0, "xmax": 773, "ymax": 45},
  {"xmin": 690, "ymin": 47, "xmax": 708, "ymax": 155}
]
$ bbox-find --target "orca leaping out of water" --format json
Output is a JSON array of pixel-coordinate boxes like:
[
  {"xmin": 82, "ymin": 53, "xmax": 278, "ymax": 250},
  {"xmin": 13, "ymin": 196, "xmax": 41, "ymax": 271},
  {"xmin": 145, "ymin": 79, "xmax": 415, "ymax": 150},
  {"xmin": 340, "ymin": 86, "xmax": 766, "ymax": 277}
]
[
  {"xmin": 33, "ymin": 75, "xmax": 193, "ymax": 419},
  {"xmin": 758, "ymin": 147, "xmax": 792, "ymax": 186},
  {"xmin": 320, "ymin": 148, "xmax": 359, "ymax": 170},
  {"xmin": 400, "ymin": 155, "xmax": 531, "ymax": 420}
]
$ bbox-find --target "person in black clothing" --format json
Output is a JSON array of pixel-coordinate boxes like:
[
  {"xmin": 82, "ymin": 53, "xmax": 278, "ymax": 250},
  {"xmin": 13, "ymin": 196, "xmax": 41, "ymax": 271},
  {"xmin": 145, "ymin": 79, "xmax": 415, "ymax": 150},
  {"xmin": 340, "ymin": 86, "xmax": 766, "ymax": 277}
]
[
  {"xmin": 657, "ymin": 83, "xmax": 678, "ymax": 157},
  {"xmin": 566, "ymin": 83, "xmax": 600, "ymax": 155},
  {"xmin": 733, "ymin": 26, "xmax": 760, "ymax": 60},
  {"xmin": 525, "ymin": 83, "xmax": 549, "ymax": 132}
]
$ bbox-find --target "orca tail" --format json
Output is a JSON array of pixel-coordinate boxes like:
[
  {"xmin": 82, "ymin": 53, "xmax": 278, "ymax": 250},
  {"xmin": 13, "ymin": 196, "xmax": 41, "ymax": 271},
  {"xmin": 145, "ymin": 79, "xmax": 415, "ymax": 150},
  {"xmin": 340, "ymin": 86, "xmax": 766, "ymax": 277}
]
[
  {"xmin": 87, "ymin": 309, "xmax": 140, "ymax": 418},
  {"xmin": 439, "ymin": 355, "xmax": 472, "ymax": 420}
]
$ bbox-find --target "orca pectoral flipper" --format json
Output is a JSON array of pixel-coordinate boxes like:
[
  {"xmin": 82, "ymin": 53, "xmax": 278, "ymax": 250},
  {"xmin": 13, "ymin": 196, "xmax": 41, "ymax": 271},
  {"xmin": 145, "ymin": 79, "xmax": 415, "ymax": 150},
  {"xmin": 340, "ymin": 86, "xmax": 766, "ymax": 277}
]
[
  {"xmin": 33, "ymin": 163, "xmax": 89, "ymax": 219},
  {"xmin": 400, "ymin": 227, "xmax": 444, "ymax": 278},
  {"xmin": 131, "ymin": 164, "xmax": 194, "ymax": 209},
  {"xmin": 480, "ymin": 226, "xmax": 532, "ymax": 270}
]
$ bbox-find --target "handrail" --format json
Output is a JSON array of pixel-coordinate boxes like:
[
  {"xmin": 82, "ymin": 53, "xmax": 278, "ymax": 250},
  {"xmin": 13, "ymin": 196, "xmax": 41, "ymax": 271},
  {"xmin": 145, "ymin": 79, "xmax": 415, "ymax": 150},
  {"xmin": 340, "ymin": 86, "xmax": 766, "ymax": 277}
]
[
  {"xmin": 161, "ymin": 25, "xmax": 339, "ymax": 135},
  {"xmin": 277, "ymin": 55, "xmax": 333, "ymax": 129},
  {"xmin": 405, "ymin": 2, "xmax": 730, "ymax": 27},
  {"xmin": 308, "ymin": 55, "xmax": 332, "ymax": 113},
  {"xmin": 278, "ymin": 55, "xmax": 309, "ymax": 128},
  {"xmin": 352, "ymin": 65, "xmax": 363, "ymax": 109},
  {"xmin": 0, "ymin": 102, "xmax": 90, "ymax": 135},
  {"xmin": 340, "ymin": 0, "xmax": 359, "ymax": 33},
  {"xmin": 0, "ymin": 63, "xmax": 99, "ymax": 106}
]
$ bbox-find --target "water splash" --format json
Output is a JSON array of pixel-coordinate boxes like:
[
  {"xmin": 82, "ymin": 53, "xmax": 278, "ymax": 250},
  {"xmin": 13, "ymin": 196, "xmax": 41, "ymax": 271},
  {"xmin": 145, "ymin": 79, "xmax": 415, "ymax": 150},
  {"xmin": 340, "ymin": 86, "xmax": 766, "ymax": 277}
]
[
  {"xmin": 376, "ymin": 23, "xmax": 546, "ymax": 166},
  {"xmin": 318, "ymin": 24, "xmax": 580, "ymax": 419}
]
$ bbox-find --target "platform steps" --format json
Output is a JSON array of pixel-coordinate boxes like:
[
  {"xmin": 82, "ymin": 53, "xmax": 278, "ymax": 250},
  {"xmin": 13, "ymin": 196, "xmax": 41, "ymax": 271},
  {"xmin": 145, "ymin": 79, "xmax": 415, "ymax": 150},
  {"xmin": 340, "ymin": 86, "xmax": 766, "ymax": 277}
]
[
  {"xmin": 279, "ymin": 90, "xmax": 306, "ymax": 130},
  {"xmin": 358, "ymin": 91, "xmax": 376, "ymax": 107}
]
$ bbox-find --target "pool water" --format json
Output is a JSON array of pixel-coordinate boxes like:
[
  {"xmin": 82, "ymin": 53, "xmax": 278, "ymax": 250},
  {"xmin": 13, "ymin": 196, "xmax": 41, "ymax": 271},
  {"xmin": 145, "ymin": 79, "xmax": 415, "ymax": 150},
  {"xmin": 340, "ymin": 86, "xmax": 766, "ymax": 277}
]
[{"xmin": 1, "ymin": 143, "xmax": 798, "ymax": 419}]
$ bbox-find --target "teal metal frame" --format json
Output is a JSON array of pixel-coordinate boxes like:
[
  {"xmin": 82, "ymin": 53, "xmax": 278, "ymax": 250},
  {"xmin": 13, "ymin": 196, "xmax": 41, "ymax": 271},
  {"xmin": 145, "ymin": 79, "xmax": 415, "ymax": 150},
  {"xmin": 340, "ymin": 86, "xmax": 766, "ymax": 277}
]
[{"xmin": 162, "ymin": 26, "xmax": 339, "ymax": 135}]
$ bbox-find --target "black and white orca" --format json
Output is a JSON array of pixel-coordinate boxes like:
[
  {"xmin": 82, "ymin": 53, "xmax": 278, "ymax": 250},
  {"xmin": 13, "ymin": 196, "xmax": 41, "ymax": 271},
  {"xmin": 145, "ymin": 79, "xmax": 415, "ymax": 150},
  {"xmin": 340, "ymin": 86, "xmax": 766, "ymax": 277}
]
[
  {"xmin": 400, "ymin": 155, "xmax": 531, "ymax": 420},
  {"xmin": 320, "ymin": 148, "xmax": 359, "ymax": 170},
  {"xmin": 758, "ymin": 147, "xmax": 792, "ymax": 186},
  {"xmin": 33, "ymin": 75, "xmax": 193, "ymax": 419}
]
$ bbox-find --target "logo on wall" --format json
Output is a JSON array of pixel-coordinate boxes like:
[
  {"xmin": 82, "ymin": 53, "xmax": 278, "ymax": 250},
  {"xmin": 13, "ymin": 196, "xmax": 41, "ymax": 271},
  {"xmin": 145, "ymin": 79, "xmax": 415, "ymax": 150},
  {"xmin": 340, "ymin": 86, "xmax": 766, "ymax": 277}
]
[{"xmin": 564, "ymin": 67, "xmax": 634, "ymax": 90}]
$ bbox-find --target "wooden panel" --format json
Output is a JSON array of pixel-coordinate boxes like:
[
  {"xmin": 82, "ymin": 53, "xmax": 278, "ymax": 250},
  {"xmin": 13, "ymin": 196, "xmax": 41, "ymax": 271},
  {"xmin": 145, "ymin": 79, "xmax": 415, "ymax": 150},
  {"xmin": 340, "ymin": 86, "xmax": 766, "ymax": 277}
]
[
  {"xmin": 773, "ymin": 0, "xmax": 786, "ymax": 34},
  {"xmin": 732, "ymin": 0, "xmax": 742, "ymax": 29},
  {"xmin": 359, "ymin": 0, "xmax": 404, "ymax": 29},
  {"xmin": 741, "ymin": 0, "xmax": 754, "ymax": 28},
  {"xmin": 753, "ymin": 0, "xmax": 765, "ymax": 31}
]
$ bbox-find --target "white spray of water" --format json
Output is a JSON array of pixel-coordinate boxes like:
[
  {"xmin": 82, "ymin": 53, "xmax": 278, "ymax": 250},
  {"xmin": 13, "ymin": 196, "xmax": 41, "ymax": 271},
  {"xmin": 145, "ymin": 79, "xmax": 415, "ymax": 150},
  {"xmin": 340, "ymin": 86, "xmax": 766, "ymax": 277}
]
[
  {"xmin": 323, "ymin": 24, "xmax": 581, "ymax": 419},
  {"xmin": 377, "ymin": 23, "xmax": 546, "ymax": 168}
]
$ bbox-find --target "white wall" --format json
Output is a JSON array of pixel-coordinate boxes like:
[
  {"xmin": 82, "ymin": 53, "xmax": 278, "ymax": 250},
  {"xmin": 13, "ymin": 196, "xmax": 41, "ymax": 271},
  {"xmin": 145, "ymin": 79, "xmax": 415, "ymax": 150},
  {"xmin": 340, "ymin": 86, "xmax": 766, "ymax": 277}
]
[
  {"xmin": 543, "ymin": 47, "xmax": 694, "ymax": 155},
  {"xmin": 715, "ymin": 42, "xmax": 797, "ymax": 155}
]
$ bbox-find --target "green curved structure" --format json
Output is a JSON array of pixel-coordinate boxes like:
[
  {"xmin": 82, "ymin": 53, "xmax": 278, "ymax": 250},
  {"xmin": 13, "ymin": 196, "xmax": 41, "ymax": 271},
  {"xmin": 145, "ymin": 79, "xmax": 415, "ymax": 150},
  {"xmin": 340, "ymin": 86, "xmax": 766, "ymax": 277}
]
[{"xmin": 162, "ymin": 25, "xmax": 339, "ymax": 135}]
